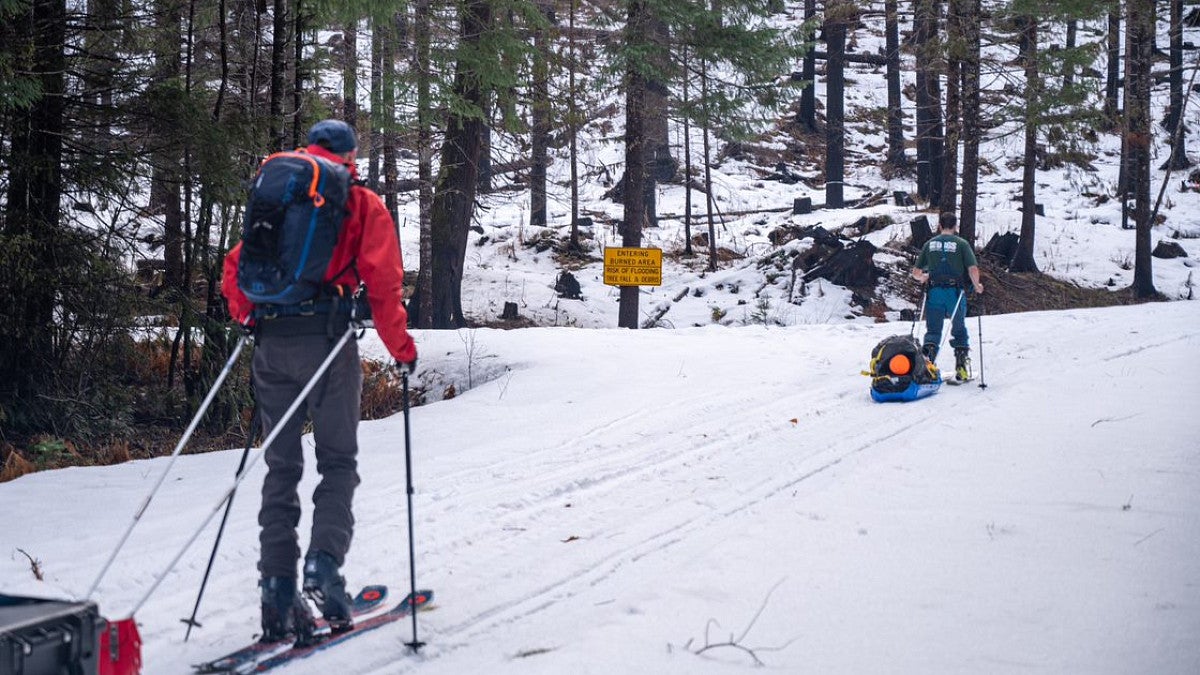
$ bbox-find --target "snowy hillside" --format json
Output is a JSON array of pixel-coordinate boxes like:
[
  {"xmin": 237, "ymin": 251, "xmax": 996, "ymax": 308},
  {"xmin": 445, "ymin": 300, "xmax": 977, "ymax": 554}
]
[
  {"xmin": 374, "ymin": 3, "xmax": 1200, "ymax": 331},
  {"xmin": 2, "ymin": 300, "xmax": 1198, "ymax": 673}
]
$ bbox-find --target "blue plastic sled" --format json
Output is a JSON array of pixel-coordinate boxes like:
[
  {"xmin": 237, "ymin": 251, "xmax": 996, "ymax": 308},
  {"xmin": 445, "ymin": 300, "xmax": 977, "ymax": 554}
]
[{"xmin": 870, "ymin": 377, "xmax": 942, "ymax": 403}]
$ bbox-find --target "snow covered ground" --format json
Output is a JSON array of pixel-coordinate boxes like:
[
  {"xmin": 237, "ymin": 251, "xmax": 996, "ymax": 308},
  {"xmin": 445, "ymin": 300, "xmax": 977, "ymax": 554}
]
[
  {"xmin": 2, "ymin": 300, "xmax": 1198, "ymax": 673},
  {"xmin": 4, "ymin": 5, "xmax": 1200, "ymax": 674}
]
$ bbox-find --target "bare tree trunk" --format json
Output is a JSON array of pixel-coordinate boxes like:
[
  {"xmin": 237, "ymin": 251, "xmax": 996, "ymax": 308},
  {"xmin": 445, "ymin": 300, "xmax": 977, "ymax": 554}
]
[
  {"xmin": 797, "ymin": 0, "xmax": 817, "ymax": 132},
  {"xmin": 567, "ymin": 0, "xmax": 581, "ymax": 250},
  {"xmin": 619, "ymin": 0, "xmax": 650, "ymax": 327},
  {"xmin": 1104, "ymin": 5, "xmax": 1120, "ymax": 125},
  {"xmin": 1063, "ymin": 19, "xmax": 1077, "ymax": 90},
  {"xmin": 529, "ymin": 2, "xmax": 552, "ymax": 228},
  {"xmin": 682, "ymin": 42, "xmax": 694, "ymax": 257},
  {"xmin": 291, "ymin": 0, "xmax": 304, "ymax": 148},
  {"xmin": 382, "ymin": 11, "xmax": 402, "ymax": 223},
  {"xmin": 429, "ymin": 0, "xmax": 490, "ymax": 328},
  {"xmin": 1165, "ymin": 0, "xmax": 1190, "ymax": 170},
  {"xmin": 913, "ymin": 0, "xmax": 943, "ymax": 205},
  {"xmin": 824, "ymin": 2, "xmax": 847, "ymax": 208},
  {"xmin": 959, "ymin": 0, "xmax": 981, "ymax": 244},
  {"xmin": 368, "ymin": 18, "xmax": 382, "ymax": 188},
  {"xmin": 414, "ymin": 0, "xmax": 434, "ymax": 327},
  {"xmin": 644, "ymin": 16, "xmax": 673, "ymax": 229},
  {"xmin": 884, "ymin": 0, "xmax": 907, "ymax": 169},
  {"xmin": 702, "ymin": 58, "xmax": 717, "ymax": 273},
  {"xmin": 1011, "ymin": 16, "xmax": 1039, "ymax": 273},
  {"xmin": 269, "ymin": 0, "xmax": 288, "ymax": 152},
  {"xmin": 1, "ymin": 0, "xmax": 67, "ymax": 403},
  {"xmin": 342, "ymin": 20, "xmax": 357, "ymax": 125},
  {"xmin": 1127, "ymin": 0, "xmax": 1157, "ymax": 297},
  {"xmin": 940, "ymin": 0, "xmax": 962, "ymax": 213},
  {"xmin": 151, "ymin": 0, "xmax": 184, "ymax": 298}
]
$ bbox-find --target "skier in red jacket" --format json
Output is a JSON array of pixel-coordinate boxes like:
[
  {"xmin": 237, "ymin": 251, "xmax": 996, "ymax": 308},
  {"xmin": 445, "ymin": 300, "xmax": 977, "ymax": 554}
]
[{"xmin": 221, "ymin": 119, "xmax": 417, "ymax": 643}]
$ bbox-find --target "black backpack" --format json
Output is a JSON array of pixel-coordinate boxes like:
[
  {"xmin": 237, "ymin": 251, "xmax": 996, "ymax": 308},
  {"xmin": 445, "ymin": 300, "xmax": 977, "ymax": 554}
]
[
  {"xmin": 865, "ymin": 335, "xmax": 940, "ymax": 394},
  {"xmin": 237, "ymin": 150, "xmax": 351, "ymax": 306}
]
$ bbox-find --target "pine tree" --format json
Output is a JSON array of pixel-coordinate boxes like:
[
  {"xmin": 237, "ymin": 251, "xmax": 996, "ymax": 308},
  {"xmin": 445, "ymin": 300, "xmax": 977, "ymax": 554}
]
[
  {"xmin": 1001, "ymin": 0, "xmax": 1107, "ymax": 273},
  {"xmin": 1126, "ymin": 0, "xmax": 1158, "ymax": 298}
]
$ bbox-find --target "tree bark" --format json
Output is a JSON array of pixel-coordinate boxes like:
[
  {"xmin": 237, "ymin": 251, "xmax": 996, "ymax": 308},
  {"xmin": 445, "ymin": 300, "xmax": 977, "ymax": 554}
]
[
  {"xmin": 1104, "ymin": 5, "xmax": 1120, "ymax": 125},
  {"xmin": 1063, "ymin": 19, "xmax": 1077, "ymax": 90},
  {"xmin": 1, "ymin": 0, "xmax": 66, "ymax": 404},
  {"xmin": 884, "ymin": 0, "xmax": 907, "ymax": 169},
  {"xmin": 682, "ymin": 42, "xmax": 694, "ymax": 256},
  {"xmin": 824, "ymin": 3, "xmax": 847, "ymax": 208},
  {"xmin": 620, "ymin": 0, "xmax": 650, "ymax": 327},
  {"xmin": 913, "ymin": 0, "xmax": 943, "ymax": 205},
  {"xmin": 1165, "ymin": 0, "xmax": 1190, "ymax": 170},
  {"xmin": 530, "ymin": 2, "xmax": 553, "ymax": 228},
  {"xmin": 797, "ymin": 0, "xmax": 817, "ymax": 132},
  {"xmin": 151, "ymin": 0, "xmax": 184, "ymax": 296},
  {"xmin": 702, "ymin": 57, "xmax": 718, "ymax": 273},
  {"xmin": 940, "ymin": 0, "xmax": 962, "ymax": 213},
  {"xmin": 958, "ymin": 0, "xmax": 981, "ymax": 244},
  {"xmin": 429, "ymin": 0, "xmax": 491, "ymax": 328},
  {"xmin": 414, "ymin": 0, "xmax": 434, "ymax": 328},
  {"xmin": 1010, "ymin": 16, "xmax": 1039, "ymax": 273},
  {"xmin": 291, "ymin": 0, "xmax": 304, "ymax": 149},
  {"xmin": 1127, "ymin": 0, "xmax": 1157, "ymax": 297},
  {"xmin": 368, "ymin": 18, "xmax": 382, "ymax": 188},
  {"xmin": 644, "ymin": 16, "xmax": 673, "ymax": 229},
  {"xmin": 567, "ymin": 0, "xmax": 582, "ymax": 250},
  {"xmin": 342, "ymin": 21, "xmax": 357, "ymax": 126},
  {"xmin": 269, "ymin": 0, "xmax": 288, "ymax": 152},
  {"xmin": 382, "ymin": 11, "xmax": 401, "ymax": 223}
]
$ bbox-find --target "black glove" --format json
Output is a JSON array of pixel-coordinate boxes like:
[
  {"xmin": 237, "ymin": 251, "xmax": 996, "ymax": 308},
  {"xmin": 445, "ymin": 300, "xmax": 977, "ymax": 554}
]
[{"xmin": 396, "ymin": 356, "xmax": 418, "ymax": 377}]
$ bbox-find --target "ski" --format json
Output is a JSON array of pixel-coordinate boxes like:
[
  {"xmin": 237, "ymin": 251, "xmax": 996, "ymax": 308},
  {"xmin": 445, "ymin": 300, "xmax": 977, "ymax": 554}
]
[
  {"xmin": 193, "ymin": 585, "xmax": 389, "ymax": 674},
  {"xmin": 249, "ymin": 590, "xmax": 433, "ymax": 673}
]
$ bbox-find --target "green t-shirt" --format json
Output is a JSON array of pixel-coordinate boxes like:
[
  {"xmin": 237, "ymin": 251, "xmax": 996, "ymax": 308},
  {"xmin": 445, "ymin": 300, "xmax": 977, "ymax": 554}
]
[{"xmin": 916, "ymin": 233, "xmax": 977, "ymax": 285}]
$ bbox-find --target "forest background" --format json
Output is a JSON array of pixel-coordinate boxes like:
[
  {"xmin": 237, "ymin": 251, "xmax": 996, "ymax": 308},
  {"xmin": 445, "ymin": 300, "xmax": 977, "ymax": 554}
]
[{"xmin": 0, "ymin": 0, "xmax": 1193, "ymax": 475}]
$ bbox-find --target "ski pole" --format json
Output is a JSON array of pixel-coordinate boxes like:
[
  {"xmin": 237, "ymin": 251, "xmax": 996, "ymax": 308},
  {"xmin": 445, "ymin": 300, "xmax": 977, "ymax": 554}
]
[
  {"xmin": 977, "ymin": 295, "xmax": 987, "ymax": 390},
  {"xmin": 909, "ymin": 288, "xmax": 927, "ymax": 338},
  {"xmin": 88, "ymin": 334, "xmax": 249, "ymax": 601},
  {"xmin": 934, "ymin": 290, "xmax": 966, "ymax": 359},
  {"xmin": 182, "ymin": 403, "xmax": 259, "ymax": 641},
  {"xmin": 123, "ymin": 326, "xmax": 356, "ymax": 619},
  {"xmin": 401, "ymin": 371, "xmax": 425, "ymax": 652}
]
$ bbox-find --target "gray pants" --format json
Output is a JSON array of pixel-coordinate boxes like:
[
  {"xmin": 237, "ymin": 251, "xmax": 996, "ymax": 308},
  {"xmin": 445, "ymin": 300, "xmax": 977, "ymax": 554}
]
[{"xmin": 252, "ymin": 331, "xmax": 362, "ymax": 579}]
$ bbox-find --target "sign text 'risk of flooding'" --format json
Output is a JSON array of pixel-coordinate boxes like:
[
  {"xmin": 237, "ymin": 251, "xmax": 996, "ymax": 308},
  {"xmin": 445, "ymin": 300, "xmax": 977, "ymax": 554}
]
[{"xmin": 603, "ymin": 247, "xmax": 663, "ymax": 286}]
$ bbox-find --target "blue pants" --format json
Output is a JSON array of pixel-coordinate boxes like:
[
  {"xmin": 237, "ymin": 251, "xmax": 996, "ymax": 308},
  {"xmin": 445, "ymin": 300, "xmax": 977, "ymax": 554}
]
[{"xmin": 923, "ymin": 287, "xmax": 969, "ymax": 353}]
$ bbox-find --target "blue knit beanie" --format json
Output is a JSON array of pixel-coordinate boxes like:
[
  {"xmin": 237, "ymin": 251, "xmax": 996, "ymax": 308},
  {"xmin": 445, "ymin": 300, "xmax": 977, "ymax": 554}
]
[{"xmin": 307, "ymin": 119, "xmax": 357, "ymax": 153}]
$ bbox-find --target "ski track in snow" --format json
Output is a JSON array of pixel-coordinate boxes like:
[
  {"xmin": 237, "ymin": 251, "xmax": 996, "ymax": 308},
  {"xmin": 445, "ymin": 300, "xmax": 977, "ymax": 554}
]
[
  {"xmin": 2, "ymin": 304, "xmax": 1198, "ymax": 674},
  {"xmin": 333, "ymin": 331, "xmax": 1062, "ymax": 671}
]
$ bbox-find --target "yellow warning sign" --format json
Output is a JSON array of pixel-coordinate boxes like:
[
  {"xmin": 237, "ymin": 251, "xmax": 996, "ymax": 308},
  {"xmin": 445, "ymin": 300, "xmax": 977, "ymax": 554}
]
[{"xmin": 603, "ymin": 247, "xmax": 663, "ymax": 286}]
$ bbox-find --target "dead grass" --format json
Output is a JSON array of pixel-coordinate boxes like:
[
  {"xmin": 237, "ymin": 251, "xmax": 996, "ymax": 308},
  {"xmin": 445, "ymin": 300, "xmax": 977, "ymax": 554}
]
[
  {"xmin": 974, "ymin": 263, "xmax": 1147, "ymax": 315},
  {"xmin": 894, "ymin": 260, "xmax": 1151, "ymax": 316},
  {"xmin": 1, "ymin": 445, "xmax": 35, "ymax": 482},
  {"xmin": 361, "ymin": 359, "xmax": 422, "ymax": 420}
]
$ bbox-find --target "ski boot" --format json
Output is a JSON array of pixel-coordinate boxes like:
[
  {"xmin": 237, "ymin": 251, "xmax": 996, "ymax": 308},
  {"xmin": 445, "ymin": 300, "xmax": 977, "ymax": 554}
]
[
  {"xmin": 921, "ymin": 343, "xmax": 938, "ymax": 363},
  {"xmin": 303, "ymin": 550, "xmax": 354, "ymax": 632},
  {"xmin": 260, "ymin": 576, "xmax": 316, "ymax": 645},
  {"xmin": 953, "ymin": 346, "xmax": 971, "ymax": 382}
]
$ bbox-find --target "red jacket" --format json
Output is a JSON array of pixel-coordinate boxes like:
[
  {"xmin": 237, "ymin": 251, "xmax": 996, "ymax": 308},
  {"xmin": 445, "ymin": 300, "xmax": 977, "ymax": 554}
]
[{"xmin": 221, "ymin": 145, "xmax": 417, "ymax": 363}]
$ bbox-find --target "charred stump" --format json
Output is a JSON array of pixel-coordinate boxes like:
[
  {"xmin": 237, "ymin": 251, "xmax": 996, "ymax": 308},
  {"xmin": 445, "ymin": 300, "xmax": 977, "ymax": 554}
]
[
  {"xmin": 909, "ymin": 215, "xmax": 933, "ymax": 249},
  {"xmin": 982, "ymin": 231, "xmax": 1020, "ymax": 264},
  {"xmin": 802, "ymin": 239, "xmax": 883, "ymax": 287},
  {"xmin": 555, "ymin": 271, "xmax": 583, "ymax": 299}
]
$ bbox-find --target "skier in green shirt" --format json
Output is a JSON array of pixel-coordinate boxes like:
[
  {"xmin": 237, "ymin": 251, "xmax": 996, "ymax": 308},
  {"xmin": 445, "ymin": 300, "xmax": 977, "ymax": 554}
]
[{"xmin": 911, "ymin": 213, "xmax": 984, "ymax": 381}]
